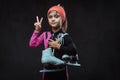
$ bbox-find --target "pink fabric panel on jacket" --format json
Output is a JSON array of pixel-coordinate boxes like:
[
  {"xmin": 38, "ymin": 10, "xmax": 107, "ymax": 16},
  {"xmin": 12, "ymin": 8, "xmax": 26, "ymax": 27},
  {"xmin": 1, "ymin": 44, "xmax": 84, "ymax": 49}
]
[
  {"xmin": 29, "ymin": 30, "xmax": 44, "ymax": 47},
  {"xmin": 29, "ymin": 31, "xmax": 51, "ymax": 48},
  {"xmin": 43, "ymin": 32, "xmax": 51, "ymax": 49}
]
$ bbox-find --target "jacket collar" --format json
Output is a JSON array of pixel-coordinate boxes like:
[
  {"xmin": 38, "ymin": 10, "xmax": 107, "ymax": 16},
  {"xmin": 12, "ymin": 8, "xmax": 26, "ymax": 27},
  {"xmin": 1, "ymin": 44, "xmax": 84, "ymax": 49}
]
[{"xmin": 51, "ymin": 29, "xmax": 63, "ymax": 36}]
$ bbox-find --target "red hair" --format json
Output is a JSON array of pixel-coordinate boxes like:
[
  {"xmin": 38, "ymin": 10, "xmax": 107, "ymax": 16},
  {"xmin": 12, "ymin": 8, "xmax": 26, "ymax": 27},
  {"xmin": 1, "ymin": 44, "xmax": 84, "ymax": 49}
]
[{"xmin": 47, "ymin": 6, "xmax": 66, "ymax": 23}]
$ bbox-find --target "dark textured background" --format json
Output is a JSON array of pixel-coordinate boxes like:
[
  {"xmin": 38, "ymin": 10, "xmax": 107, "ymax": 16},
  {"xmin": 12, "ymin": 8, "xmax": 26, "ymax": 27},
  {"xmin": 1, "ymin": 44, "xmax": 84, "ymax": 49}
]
[{"xmin": 0, "ymin": 0, "xmax": 120, "ymax": 80}]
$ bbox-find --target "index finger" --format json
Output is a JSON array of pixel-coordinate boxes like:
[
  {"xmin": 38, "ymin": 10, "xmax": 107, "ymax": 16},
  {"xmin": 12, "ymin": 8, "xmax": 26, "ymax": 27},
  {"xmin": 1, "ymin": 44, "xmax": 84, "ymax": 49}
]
[
  {"xmin": 39, "ymin": 17, "xmax": 43, "ymax": 23},
  {"xmin": 36, "ymin": 16, "xmax": 39, "ymax": 22},
  {"xmin": 48, "ymin": 39, "xmax": 54, "ymax": 42},
  {"xmin": 55, "ymin": 38, "xmax": 59, "ymax": 41}
]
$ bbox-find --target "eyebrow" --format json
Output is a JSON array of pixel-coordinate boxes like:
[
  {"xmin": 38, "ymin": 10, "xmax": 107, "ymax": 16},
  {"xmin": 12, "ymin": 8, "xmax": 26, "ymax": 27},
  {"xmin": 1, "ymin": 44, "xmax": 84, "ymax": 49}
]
[{"xmin": 49, "ymin": 11, "xmax": 60, "ymax": 15}]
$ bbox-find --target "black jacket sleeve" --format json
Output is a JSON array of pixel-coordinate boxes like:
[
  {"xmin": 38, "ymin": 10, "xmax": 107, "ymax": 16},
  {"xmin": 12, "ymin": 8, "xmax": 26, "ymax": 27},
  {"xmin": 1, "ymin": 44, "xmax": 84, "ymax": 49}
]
[{"xmin": 59, "ymin": 35, "xmax": 77, "ymax": 55}]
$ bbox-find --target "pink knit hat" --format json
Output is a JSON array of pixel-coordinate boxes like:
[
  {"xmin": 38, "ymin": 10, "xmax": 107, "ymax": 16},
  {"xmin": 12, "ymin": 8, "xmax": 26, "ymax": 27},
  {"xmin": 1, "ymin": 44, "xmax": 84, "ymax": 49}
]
[{"xmin": 47, "ymin": 5, "xmax": 66, "ymax": 23}]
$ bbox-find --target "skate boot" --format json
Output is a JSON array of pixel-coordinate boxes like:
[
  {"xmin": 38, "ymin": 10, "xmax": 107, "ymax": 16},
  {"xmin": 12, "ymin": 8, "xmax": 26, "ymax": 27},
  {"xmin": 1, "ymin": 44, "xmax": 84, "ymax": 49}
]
[
  {"xmin": 41, "ymin": 48, "xmax": 65, "ymax": 66},
  {"xmin": 40, "ymin": 48, "xmax": 66, "ymax": 72}
]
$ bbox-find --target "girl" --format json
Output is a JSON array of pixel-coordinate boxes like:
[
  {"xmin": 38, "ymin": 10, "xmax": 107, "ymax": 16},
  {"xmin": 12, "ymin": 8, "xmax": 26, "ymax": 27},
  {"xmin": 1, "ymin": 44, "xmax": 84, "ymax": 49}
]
[{"xmin": 29, "ymin": 4, "xmax": 78, "ymax": 80}]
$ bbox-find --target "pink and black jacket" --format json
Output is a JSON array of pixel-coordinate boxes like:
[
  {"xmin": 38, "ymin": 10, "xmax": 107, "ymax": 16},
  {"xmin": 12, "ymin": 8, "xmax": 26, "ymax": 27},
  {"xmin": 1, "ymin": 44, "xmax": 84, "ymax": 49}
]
[{"xmin": 29, "ymin": 29, "xmax": 77, "ymax": 80}]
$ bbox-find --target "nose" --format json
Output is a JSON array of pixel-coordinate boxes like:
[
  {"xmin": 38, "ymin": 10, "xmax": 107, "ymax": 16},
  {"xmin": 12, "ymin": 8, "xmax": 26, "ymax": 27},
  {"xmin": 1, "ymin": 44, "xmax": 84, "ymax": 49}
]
[{"xmin": 51, "ymin": 17, "xmax": 55, "ymax": 22}]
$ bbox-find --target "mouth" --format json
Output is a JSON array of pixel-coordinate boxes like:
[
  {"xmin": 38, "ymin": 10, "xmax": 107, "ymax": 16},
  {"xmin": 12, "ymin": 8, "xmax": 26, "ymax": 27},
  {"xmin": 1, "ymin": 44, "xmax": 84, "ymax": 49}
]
[
  {"xmin": 51, "ymin": 23, "xmax": 57, "ymax": 25},
  {"xmin": 51, "ymin": 22, "xmax": 56, "ymax": 24}
]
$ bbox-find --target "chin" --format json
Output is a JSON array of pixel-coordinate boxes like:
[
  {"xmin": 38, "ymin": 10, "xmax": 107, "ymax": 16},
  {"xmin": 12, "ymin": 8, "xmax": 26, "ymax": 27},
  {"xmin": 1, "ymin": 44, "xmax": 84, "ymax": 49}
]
[
  {"xmin": 51, "ymin": 25, "xmax": 58, "ymax": 27},
  {"xmin": 51, "ymin": 26, "xmax": 57, "ymax": 28},
  {"xmin": 51, "ymin": 26, "xmax": 60, "ymax": 29}
]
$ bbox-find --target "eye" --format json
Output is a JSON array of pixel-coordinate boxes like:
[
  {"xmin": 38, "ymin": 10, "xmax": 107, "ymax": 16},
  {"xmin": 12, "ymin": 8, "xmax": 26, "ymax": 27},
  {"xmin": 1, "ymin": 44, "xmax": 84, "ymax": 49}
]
[
  {"xmin": 54, "ymin": 15, "xmax": 60, "ymax": 18},
  {"xmin": 48, "ymin": 15, "xmax": 52, "ymax": 19}
]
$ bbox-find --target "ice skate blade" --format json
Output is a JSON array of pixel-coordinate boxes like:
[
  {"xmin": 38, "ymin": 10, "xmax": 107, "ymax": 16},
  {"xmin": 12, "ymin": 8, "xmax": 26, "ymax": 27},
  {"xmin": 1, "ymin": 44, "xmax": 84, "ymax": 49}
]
[
  {"xmin": 66, "ymin": 63, "xmax": 81, "ymax": 66},
  {"xmin": 39, "ymin": 68, "xmax": 65, "ymax": 72},
  {"xmin": 42, "ymin": 63, "xmax": 66, "ymax": 67}
]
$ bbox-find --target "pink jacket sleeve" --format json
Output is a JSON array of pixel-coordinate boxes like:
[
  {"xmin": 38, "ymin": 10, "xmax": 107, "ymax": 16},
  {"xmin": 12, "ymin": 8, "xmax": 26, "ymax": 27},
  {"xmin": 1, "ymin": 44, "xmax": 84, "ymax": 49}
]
[{"xmin": 29, "ymin": 30, "xmax": 44, "ymax": 47}]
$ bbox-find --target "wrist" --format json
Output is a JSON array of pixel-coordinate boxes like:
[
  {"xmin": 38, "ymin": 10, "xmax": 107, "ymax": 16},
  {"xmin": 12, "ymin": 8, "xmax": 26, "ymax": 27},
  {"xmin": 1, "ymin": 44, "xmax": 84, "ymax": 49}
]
[{"xmin": 35, "ymin": 29, "xmax": 41, "ymax": 32}]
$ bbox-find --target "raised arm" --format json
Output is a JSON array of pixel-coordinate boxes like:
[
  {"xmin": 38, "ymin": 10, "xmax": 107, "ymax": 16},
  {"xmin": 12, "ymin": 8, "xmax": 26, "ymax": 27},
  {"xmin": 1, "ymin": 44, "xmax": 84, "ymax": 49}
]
[
  {"xmin": 29, "ymin": 16, "xmax": 44, "ymax": 47},
  {"xmin": 29, "ymin": 31, "xmax": 45, "ymax": 47}
]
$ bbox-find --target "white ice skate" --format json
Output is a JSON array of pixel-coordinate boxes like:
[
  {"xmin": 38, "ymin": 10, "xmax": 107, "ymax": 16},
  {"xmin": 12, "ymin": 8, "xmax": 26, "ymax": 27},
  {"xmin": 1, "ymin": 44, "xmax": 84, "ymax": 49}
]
[
  {"xmin": 41, "ymin": 48, "xmax": 65, "ymax": 65},
  {"xmin": 40, "ymin": 48, "xmax": 66, "ymax": 72},
  {"xmin": 62, "ymin": 54, "xmax": 81, "ymax": 67}
]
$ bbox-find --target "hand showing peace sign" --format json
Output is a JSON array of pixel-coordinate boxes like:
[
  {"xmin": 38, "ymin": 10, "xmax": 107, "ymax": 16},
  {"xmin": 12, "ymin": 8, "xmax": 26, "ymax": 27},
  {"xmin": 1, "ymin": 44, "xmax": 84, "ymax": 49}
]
[{"xmin": 34, "ymin": 16, "xmax": 43, "ymax": 31}]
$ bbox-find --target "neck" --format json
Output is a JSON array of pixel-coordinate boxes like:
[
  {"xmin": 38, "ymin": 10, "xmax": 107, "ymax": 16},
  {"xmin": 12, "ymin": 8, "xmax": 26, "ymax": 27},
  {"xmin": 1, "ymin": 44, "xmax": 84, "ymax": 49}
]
[{"xmin": 52, "ymin": 27, "xmax": 61, "ymax": 33}]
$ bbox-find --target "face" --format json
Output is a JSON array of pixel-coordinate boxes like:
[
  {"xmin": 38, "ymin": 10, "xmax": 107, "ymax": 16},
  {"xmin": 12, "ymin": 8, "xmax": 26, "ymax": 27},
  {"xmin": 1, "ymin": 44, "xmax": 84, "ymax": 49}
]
[{"xmin": 48, "ymin": 11, "xmax": 62, "ymax": 28}]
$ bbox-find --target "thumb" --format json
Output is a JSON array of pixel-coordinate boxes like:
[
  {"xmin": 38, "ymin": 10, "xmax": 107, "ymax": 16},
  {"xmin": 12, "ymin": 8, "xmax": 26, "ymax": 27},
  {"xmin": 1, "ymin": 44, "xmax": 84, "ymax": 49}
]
[{"xmin": 55, "ymin": 38, "xmax": 60, "ymax": 43}]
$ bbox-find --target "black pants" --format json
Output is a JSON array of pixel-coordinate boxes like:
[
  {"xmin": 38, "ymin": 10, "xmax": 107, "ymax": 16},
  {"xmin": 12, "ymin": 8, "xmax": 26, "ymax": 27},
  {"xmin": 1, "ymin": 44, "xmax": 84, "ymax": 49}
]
[{"xmin": 44, "ymin": 69, "xmax": 67, "ymax": 80}]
